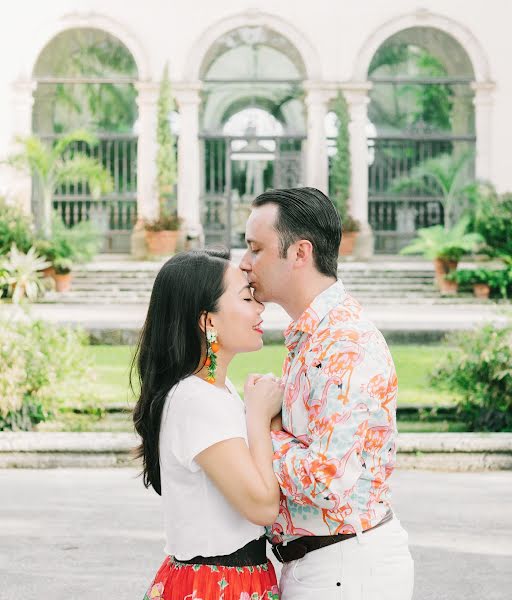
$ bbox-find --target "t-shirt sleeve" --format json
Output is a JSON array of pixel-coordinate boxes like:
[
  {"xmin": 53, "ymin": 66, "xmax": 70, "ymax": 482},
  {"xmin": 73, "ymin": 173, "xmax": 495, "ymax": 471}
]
[{"xmin": 163, "ymin": 380, "xmax": 246, "ymax": 472}]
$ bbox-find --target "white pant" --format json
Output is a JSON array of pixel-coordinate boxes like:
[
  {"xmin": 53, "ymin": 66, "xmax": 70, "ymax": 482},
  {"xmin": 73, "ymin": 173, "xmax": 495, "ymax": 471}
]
[{"xmin": 279, "ymin": 517, "xmax": 414, "ymax": 600}]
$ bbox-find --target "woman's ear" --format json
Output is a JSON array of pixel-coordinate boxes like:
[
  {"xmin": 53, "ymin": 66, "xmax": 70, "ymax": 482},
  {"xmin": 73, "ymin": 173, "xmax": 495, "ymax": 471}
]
[
  {"xmin": 198, "ymin": 312, "xmax": 215, "ymax": 333},
  {"xmin": 198, "ymin": 311, "xmax": 208, "ymax": 334}
]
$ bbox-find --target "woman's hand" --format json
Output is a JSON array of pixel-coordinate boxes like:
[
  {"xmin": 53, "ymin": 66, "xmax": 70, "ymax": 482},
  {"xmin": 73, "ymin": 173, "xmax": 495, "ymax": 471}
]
[
  {"xmin": 244, "ymin": 373, "xmax": 284, "ymax": 421},
  {"xmin": 270, "ymin": 412, "xmax": 283, "ymax": 432}
]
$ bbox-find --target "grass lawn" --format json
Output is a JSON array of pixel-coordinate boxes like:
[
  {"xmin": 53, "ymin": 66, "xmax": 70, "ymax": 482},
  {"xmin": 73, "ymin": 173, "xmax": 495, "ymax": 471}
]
[
  {"xmin": 38, "ymin": 343, "xmax": 462, "ymax": 432},
  {"xmin": 86, "ymin": 343, "xmax": 459, "ymax": 409}
]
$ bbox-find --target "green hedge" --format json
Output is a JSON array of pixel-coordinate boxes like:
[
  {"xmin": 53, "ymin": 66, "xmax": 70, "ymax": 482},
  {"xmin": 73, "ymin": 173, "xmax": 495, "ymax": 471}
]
[{"xmin": 0, "ymin": 315, "xmax": 99, "ymax": 430}]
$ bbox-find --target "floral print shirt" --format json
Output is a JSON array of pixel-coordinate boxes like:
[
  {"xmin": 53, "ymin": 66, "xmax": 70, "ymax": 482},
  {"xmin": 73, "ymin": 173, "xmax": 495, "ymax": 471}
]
[{"xmin": 268, "ymin": 281, "xmax": 398, "ymax": 544}]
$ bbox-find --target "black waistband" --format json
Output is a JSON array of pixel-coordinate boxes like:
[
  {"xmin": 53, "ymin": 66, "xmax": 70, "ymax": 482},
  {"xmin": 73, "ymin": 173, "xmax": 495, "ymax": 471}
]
[{"xmin": 175, "ymin": 536, "xmax": 267, "ymax": 567}]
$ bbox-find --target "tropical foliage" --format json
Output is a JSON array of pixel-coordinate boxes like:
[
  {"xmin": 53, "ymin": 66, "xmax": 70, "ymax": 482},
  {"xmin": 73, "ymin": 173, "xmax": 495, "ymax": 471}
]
[
  {"xmin": 391, "ymin": 151, "xmax": 474, "ymax": 228},
  {"xmin": 399, "ymin": 215, "xmax": 484, "ymax": 261},
  {"xmin": 6, "ymin": 130, "xmax": 113, "ymax": 238}
]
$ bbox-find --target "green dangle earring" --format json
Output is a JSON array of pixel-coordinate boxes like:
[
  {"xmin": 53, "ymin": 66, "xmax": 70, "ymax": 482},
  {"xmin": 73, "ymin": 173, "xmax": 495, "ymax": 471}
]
[{"xmin": 205, "ymin": 329, "xmax": 219, "ymax": 384}]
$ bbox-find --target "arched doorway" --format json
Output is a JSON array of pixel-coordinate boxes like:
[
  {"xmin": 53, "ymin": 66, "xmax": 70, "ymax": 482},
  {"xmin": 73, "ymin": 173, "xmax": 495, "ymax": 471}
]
[
  {"xmin": 199, "ymin": 25, "xmax": 307, "ymax": 247},
  {"xmin": 366, "ymin": 27, "xmax": 476, "ymax": 253},
  {"xmin": 32, "ymin": 28, "xmax": 139, "ymax": 251}
]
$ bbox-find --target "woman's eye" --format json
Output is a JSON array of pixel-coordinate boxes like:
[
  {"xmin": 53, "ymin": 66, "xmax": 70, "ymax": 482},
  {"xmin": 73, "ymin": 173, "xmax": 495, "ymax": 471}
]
[{"xmin": 244, "ymin": 297, "xmax": 253, "ymax": 302}]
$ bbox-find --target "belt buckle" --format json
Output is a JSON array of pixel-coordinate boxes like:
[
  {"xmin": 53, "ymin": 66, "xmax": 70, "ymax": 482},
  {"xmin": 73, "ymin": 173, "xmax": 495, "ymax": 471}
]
[
  {"xmin": 272, "ymin": 541, "xmax": 308, "ymax": 564},
  {"xmin": 272, "ymin": 544, "xmax": 285, "ymax": 563}
]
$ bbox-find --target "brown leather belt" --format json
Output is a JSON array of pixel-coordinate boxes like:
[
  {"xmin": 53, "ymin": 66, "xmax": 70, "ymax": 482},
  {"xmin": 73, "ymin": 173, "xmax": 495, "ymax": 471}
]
[{"xmin": 271, "ymin": 511, "xmax": 393, "ymax": 564}]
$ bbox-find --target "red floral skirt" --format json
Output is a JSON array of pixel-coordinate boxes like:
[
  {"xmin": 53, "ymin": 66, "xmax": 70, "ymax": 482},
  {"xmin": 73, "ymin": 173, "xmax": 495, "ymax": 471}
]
[{"xmin": 143, "ymin": 556, "xmax": 279, "ymax": 600}]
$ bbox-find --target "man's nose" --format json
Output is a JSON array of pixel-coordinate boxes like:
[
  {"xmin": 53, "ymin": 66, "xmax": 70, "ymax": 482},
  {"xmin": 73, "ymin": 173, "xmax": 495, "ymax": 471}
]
[{"xmin": 239, "ymin": 250, "xmax": 252, "ymax": 271}]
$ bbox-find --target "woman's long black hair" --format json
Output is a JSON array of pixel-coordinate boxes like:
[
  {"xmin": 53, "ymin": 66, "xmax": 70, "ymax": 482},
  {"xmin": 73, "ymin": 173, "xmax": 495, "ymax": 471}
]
[{"xmin": 131, "ymin": 248, "xmax": 230, "ymax": 495}]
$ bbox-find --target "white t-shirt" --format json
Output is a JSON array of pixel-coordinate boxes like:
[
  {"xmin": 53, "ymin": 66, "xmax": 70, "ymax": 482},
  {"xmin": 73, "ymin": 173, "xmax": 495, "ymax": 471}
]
[{"xmin": 159, "ymin": 375, "xmax": 264, "ymax": 559}]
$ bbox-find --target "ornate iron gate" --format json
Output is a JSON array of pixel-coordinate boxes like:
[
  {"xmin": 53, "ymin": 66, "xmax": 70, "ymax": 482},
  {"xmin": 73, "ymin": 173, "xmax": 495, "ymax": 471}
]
[
  {"xmin": 201, "ymin": 135, "xmax": 304, "ymax": 247},
  {"xmin": 368, "ymin": 133, "xmax": 475, "ymax": 253},
  {"xmin": 42, "ymin": 133, "xmax": 138, "ymax": 253}
]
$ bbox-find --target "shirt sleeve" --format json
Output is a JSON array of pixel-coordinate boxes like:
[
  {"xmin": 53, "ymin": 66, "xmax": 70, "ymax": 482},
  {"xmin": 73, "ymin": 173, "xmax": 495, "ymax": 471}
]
[
  {"xmin": 164, "ymin": 380, "xmax": 246, "ymax": 472},
  {"xmin": 271, "ymin": 341, "xmax": 396, "ymax": 509}
]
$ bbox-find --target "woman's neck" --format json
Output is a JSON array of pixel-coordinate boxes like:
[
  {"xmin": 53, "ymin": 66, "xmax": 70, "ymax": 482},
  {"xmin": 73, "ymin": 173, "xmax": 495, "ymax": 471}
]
[{"xmin": 196, "ymin": 351, "xmax": 232, "ymax": 390}]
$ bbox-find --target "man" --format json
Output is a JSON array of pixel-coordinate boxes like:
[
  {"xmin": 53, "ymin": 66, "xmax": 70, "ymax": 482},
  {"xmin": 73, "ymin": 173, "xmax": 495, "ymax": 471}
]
[{"xmin": 240, "ymin": 187, "xmax": 414, "ymax": 600}]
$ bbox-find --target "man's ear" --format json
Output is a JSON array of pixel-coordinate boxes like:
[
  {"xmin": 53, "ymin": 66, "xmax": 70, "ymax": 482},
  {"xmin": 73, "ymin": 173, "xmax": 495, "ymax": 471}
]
[{"xmin": 294, "ymin": 239, "xmax": 313, "ymax": 267}]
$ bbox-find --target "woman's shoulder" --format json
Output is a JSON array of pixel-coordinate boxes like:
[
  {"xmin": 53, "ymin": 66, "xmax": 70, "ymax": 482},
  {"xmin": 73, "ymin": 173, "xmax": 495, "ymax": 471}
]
[{"xmin": 167, "ymin": 375, "xmax": 237, "ymax": 409}]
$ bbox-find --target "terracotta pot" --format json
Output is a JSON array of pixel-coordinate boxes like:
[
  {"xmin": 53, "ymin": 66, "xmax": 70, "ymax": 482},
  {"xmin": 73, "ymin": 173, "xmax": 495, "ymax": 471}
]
[
  {"xmin": 439, "ymin": 277, "xmax": 458, "ymax": 296},
  {"xmin": 53, "ymin": 272, "xmax": 73, "ymax": 293},
  {"xmin": 473, "ymin": 283, "xmax": 491, "ymax": 299},
  {"xmin": 339, "ymin": 232, "xmax": 358, "ymax": 256},
  {"xmin": 41, "ymin": 266, "xmax": 55, "ymax": 278},
  {"xmin": 433, "ymin": 258, "xmax": 459, "ymax": 288},
  {"xmin": 145, "ymin": 230, "xmax": 179, "ymax": 256}
]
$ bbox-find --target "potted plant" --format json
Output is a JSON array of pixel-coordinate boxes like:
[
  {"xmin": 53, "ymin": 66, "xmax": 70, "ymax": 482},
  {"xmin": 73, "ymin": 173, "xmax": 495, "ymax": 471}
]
[
  {"xmin": 339, "ymin": 215, "xmax": 361, "ymax": 255},
  {"xmin": 331, "ymin": 92, "xmax": 360, "ymax": 255},
  {"xmin": 143, "ymin": 64, "xmax": 180, "ymax": 257},
  {"xmin": 400, "ymin": 216, "xmax": 484, "ymax": 292},
  {"xmin": 441, "ymin": 270, "xmax": 459, "ymax": 296},
  {"xmin": 33, "ymin": 239, "xmax": 57, "ymax": 278},
  {"xmin": 35, "ymin": 214, "xmax": 101, "ymax": 289},
  {"xmin": 450, "ymin": 268, "xmax": 494, "ymax": 299},
  {"xmin": 144, "ymin": 212, "xmax": 182, "ymax": 256},
  {"xmin": 52, "ymin": 258, "xmax": 73, "ymax": 292}
]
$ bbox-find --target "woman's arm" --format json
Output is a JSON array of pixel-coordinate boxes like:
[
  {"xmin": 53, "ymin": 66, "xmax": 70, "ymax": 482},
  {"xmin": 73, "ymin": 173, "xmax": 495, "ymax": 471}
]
[{"xmin": 195, "ymin": 374, "xmax": 283, "ymax": 526}]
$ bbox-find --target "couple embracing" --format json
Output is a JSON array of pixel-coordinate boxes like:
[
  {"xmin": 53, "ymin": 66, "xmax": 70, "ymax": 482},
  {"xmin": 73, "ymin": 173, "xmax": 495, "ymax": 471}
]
[{"xmin": 134, "ymin": 187, "xmax": 414, "ymax": 600}]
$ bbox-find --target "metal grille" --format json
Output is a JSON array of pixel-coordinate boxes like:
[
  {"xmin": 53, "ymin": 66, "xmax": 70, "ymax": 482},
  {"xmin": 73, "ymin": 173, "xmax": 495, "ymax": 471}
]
[
  {"xmin": 368, "ymin": 136, "xmax": 475, "ymax": 253},
  {"xmin": 201, "ymin": 135, "xmax": 304, "ymax": 247},
  {"xmin": 41, "ymin": 134, "xmax": 138, "ymax": 252}
]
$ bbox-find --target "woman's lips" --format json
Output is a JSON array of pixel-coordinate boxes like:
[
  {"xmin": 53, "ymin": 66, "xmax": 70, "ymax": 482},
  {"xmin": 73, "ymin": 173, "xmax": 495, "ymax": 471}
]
[{"xmin": 253, "ymin": 321, "xmax": 263, "ymax": 334}]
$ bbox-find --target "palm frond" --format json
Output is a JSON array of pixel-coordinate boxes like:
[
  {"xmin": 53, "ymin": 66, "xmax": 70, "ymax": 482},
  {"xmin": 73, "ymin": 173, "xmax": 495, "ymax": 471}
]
[
  {"xmin": 51, "ymin": 129, "xmax": 99, "ymax": 159},
  {"xmin": 54, "ymin": 155, "xmax": 113, "ymax": 198}
]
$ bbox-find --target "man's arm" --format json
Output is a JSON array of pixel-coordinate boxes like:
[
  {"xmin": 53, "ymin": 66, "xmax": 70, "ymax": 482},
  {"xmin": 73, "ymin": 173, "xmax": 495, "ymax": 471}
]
[{"xmin": 271, "ymin": 341, "xmax": 396, "ymax": 510}]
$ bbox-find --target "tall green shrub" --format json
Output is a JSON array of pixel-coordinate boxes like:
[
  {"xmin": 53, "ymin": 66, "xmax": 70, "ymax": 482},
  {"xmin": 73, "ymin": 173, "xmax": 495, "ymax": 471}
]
[
  {"xmin": 431, "ymin": 323, "xmax": 512, "ymax": 431},
  {"xmin": 331, "ymin": 92, "xmax": 352, "ymax": 225},
  {"xmin": 156, "ymin": 63, "xmax": 178, "ymax": 215}
]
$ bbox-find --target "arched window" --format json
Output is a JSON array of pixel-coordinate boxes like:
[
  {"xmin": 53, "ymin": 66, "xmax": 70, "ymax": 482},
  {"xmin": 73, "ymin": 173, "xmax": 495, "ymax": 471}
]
[
  {"xmin": 32, "ymin": 28, "xmax": 139, "ymax": 251},
  {"xmin": 199, "ymin": 26, "xmax": 307, "ymax": 246},
  {"xmin": 366, "ymin": 27, "xmax": 476, "ymax": 253}
]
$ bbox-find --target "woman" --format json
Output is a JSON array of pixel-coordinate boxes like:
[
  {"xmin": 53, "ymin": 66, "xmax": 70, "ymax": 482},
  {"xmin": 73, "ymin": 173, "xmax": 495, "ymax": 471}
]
[{"xmin": 132, "ymin": 248, "xmax": 283, "ymax": 600}]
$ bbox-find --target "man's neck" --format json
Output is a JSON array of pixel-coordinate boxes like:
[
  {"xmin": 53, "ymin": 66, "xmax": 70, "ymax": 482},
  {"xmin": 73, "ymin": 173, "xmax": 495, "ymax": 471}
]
[{"xmin": 281, "ymin": 276, "xmax": 337, "ymax": 321}]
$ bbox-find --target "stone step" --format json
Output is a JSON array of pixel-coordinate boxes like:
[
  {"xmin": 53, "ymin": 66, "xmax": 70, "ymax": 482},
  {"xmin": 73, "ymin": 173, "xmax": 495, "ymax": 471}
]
[
  {"xmin": 74, "ymin": 268, "xmax": 436, "ymax": 278},
  {"xmin": 41, "ymin": 293, "xmax": 490, "ymax": 305},
  {"xmin": 72, "ymin": 274, "xmax": 437, "ymax": 285}
]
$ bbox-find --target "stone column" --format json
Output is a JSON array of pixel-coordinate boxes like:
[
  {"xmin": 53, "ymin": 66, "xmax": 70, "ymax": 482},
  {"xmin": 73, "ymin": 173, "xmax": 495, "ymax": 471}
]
[
  {"xmin": 174, "ymin": 82, "xmax": 203, "ymax": 240},
  {"xmin": 6, "ymin": 80, "xmax": 37, "ymax": 213},
  {"xmin": 341, "ymin": 83, "xmax": 373, "ymax": 259},
  {"xmin": 135, "ymin": 81, "xmax": 159, "ymax": 221},
  {"xmin": 471, "ymin": 81, "xmax": 495, "ymax": 182},
  {"xmin": 304, "ymin": 83, "xmax": 331, "ymax": 193}
]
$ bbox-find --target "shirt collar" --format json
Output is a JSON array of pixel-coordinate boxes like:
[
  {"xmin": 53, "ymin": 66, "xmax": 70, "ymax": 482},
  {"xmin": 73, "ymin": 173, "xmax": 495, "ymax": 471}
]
[{"xmin": 284, "ymin": 280, "xmax": 346, "ymax": 348}]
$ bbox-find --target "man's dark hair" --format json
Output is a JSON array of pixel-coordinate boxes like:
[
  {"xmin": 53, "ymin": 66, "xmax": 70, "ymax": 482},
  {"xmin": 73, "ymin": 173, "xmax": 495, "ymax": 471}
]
[{"xmin": 252, "ymin": 187, "xmax": 341, "ymax": 278}]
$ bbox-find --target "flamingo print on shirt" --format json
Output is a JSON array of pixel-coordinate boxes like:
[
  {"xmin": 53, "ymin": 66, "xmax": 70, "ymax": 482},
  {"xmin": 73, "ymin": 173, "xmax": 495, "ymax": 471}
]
[{"xmin": 268, "ymin": 281, "xmax": 398, "ymax": 544}]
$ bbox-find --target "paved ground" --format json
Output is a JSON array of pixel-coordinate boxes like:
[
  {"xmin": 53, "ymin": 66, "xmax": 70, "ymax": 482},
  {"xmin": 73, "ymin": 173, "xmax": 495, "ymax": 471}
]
[{"xmin": 0, "ymin": 469, "xmax": 510, "ymax": 600}]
